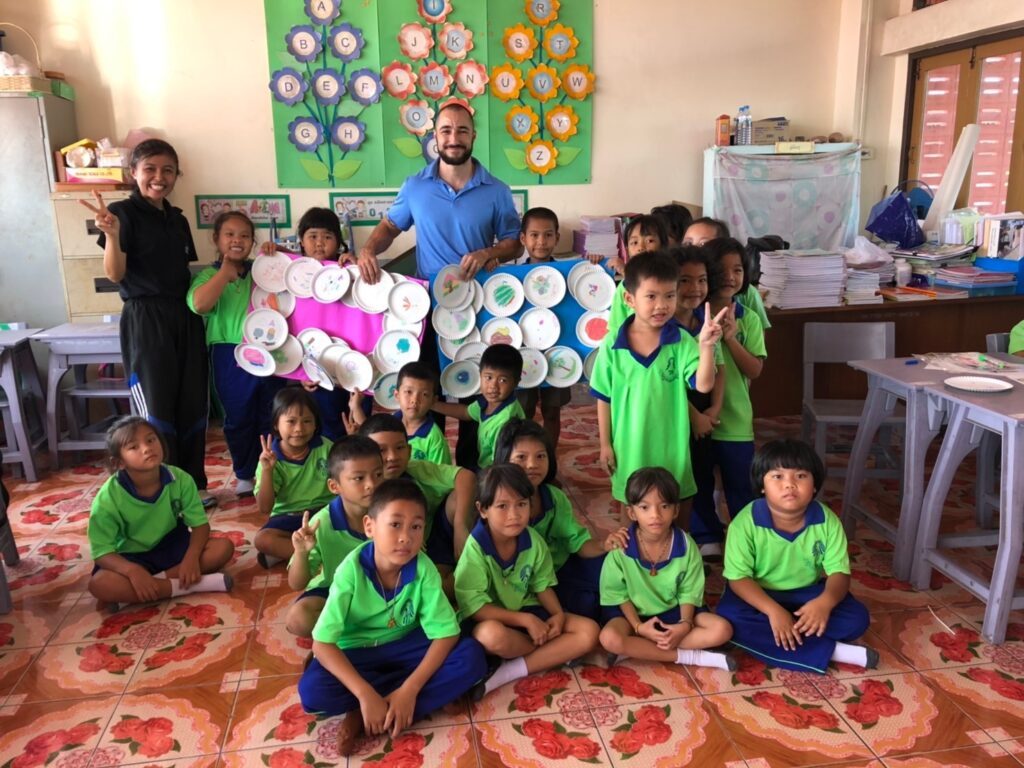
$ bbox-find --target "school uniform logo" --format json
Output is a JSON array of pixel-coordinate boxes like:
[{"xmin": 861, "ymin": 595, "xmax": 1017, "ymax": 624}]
[
  {"xmin": 316, "ymin": 458, "xmax": 329, "ymax": 476},
  {"xmin": 661, "ymin": 356, "xmax": 678, "ymax": 383},
  {"xmin": 399, "ymin": 600, "xmax": 416, "ymax": 627},
  {"xmin": 812, "ymin": 540, "xmax": 826, "ymax": 568},
  {"xmin": 518, "ymin": 564, "xmax": 533, "ymax": 591},
  {"xmin": 171, "ymin": 499, "xmax": 183, "ymax": 515}
]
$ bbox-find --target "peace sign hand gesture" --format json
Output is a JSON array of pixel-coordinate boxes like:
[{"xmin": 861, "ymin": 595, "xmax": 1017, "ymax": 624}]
[
  {"xmin": 291, "ymin": 510, "xmax": 320, "ymax": 555},
  {"xmin": 79, "ymin": 190, "xmax": 120, "ymax": 238},
  {"xmin": 698, "ymin": 302, "xmax": 729, "ymax": 350},
  {"xmin": 258, "ymin": 434, "xmax": 277, "ymax": 472}
]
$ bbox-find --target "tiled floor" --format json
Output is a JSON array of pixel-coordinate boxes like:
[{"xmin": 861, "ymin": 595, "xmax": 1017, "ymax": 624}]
[{"xmin": 3, "ymin": 407, "xmax": 1024, "ymax": 766}]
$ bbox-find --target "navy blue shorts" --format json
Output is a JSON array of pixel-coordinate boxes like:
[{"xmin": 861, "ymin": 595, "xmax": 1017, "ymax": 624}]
[
  {"xmin": 461, "ymin": 603, "xmax": 550, "ymax": 636},
  {"xmin": 93, "ymin": 521, "xmax": 191, "ymax": 575},
  {"xmin": 296, "ymin": 586, "xmax": 330, "ymax": 602},
  {"xmin": 601, "ymin": 605, "xmax": 706, "ymax": 625},
  {"xmin": 425, "ymin": 494, "xmax": 455, "ymax": 567},
  {"xmin": 260, "ymin": 512, "xmax": 307, "ymax": 533}
]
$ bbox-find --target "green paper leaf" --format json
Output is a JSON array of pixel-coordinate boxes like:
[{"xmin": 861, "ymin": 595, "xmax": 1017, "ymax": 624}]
[
  {"xmin": 503, "ymin": 147, "xmax": 528, "ymax": 171},
  {"xmin": 300, "ymin": 157, "xmax": 330, "ymax": 182},
  {"xmin": 333, "ymin": 158, "xmax": 362, "ymax": 180},
  {"xmin": 556, "ymin": 145, "xmax": 581, "ymax": 166},
  {"xmin": 335, "ymin": 101, "xmax": 365, "ymax": 117},
  {"xmin": 393, "ymin": 137, "xmax": 423, "ymax": 158}
]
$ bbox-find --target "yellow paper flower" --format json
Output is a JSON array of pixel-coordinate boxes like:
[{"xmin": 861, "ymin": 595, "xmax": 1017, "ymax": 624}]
[
  {"xmin": 525, "ymin": 64, "xmax": 560, "ymax": 103},
  {"xmin": 525, "ymin": 0, "xmax": 560, "ymax": 26},
  {"xmin": 543, "ymin": 24, "xmax": 578, "ymax": 63},
  {"xmin": 561, "ymin": 64, "xmax": 595, "ymax": 100},
  {"xmin": 506, "ymin": 105, "xmax": 540, "ymax": 143},
  {"xmin": 503, "ymin": 24, "xmax": 538, "ymax": 63},
  {"xmin": 490, "ymin": 64, "xmax": 524, "ymax": 102},
  {"xmin": 545, "ymin": 105, "xmax": 578, "ymax": 142},
  {"xmin": 525, "ymin": 139, "xmax": 558, "ymax": 175}
]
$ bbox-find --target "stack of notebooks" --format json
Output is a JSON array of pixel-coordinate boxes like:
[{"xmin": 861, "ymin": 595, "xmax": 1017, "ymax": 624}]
[
  {"xmin": 879, "ymin": 285, "xmax": 969, "ymax": 301},
  {"xmin": 844, "ymin": 269, "xmax": 883, "ymax": 305},
  {"xmin": 934, "ymin": 265, "xmax": 1017, "ymax": 286},
  {"xmin": 760, "ymin": 249, "xmax": 846, "ymax": 308},
  {"xmin": 572, "ymin": 216, "xmax": 621, "ymax": 260}
]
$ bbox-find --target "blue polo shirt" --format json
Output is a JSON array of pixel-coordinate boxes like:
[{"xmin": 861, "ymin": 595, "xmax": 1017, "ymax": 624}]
[{"xmin": 387, "ymin": 159, "xmax": 521, "ymax": 280}]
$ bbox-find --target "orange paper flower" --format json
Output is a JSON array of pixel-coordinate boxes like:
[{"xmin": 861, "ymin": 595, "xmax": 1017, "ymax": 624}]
[
  {"xmin": 398, "ymin": 23, "xmax": 434, "ymax": 61},
  {"xmin": 381, "ymin": 61, "xmax": 418, "ymax": 100},
  {"xmin": 525, "ymin": 64, "xmax": 560, "ymax": 102},
  {"xmin": 438, "ymin": 22, "xmax": 474, "ymax": 60},
  {"xmin": 561, "ymin": 64, "xmax": 595, "ymax": 100},
  {"xmin": 525, "ymin": 139, "xmax": 558, "ymax": 175},
  {"xmin": 525, "ymin": 0, "xmax": 560, "ymax": 26},
  {"xmin": 454, "ymin": 60, "xmax": 489, "ymax": 98},
  {"xmin": 417, "ymin": 0, "xmax": 452, "ymax": 24},
  {"xmin": 490, "ymin": 64, "xmax": 524, "ymax": 102},
  {"xmin": 438, "ymin": 96, "xmax": 475, "ymax": 115},
  {"xmin": 506, "ymin": 105, "xmax": 540, "ymax": 143},
  {"xmin": 545, "ymin": 105, "xmax": 578, "ymax": 141},
  {"xmin": 418, "ymin": 62, "xmax": 453, "ymax": 100},
  {"xmin": 543, "ymin": 23, "xmax": 578, "ymax": 63},
  {"xmin": 503, "ymin": 24, "xmax": 538, "ymax": 63},
  {"xmin": 399, "ymin": 100, "xmax": 435, "ymax": 136}
]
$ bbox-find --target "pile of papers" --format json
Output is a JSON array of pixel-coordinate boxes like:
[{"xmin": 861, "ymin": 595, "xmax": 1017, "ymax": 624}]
[
  {"xmin": 572, "ymin": 216, "xmax": 620, "ymax": 260},
  {"xmin": 844, "ymin": 269, "xmax": 883, "ymax": 304},
  {"xmin": 934, "ymin": 265, "xmax": 1017, "ymax": 286},
  {"xmin": 891, "ymin": 243, "xmax": 975, "ymax": 261},
  {"xmin": 760, "ymin": 249, "xmax": 846, "ymax": 308}
]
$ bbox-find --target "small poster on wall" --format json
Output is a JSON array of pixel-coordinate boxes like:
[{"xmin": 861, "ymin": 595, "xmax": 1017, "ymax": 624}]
[
  {"xmin": 195, "ymin": 195, "xmax": 292, "ymax": 229},
  {"xmin": 329, "ymin": 188, "xmax": 529, "ymax": 226}
]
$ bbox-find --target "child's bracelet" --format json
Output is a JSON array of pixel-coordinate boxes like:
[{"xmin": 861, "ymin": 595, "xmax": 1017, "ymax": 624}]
[
  {"xmin": 633, "ymin": 621, "xmax": 641, "ymax": 635},
  {"xmin": 679, "ymin": 618, "xmax": 692, "ymax": 628}
]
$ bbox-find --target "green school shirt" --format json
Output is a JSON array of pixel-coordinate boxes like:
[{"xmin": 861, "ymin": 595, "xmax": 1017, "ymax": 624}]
[
  {"xmin": 254, "ymin": 436, "xmax": 335, "ymax": 516},
  {"xmin": 737, "ymin": 284, "xmax": 771, "ymax": 330},
  {"xmin": 589, "ymin": 318, "xmax": 701, "ymax": 501},
  {"xmin": 723, "ymin": 499, "xmax": 850, "ymax": 592},
  {"xmin": 530, "ymin": 484, "xmax": 592, "ymax": 571},
  {"xmin": 88, "ymin": 465, "xmax": 208, "ymax": 560},
  {"xmin": 186, "ymin": 264, "xmax": 253, "ymax": 345},
  {"xmin": 455, "ymin": 521, "xmax": 557, "ymax": 619},
  {"xmin": 599, "ymin": 524, "xmax": 705, "ymax": 616},
  {"xmin": 607, "ymin": 281, "xmax": 630, "ymax": 338},
  {"xmin": 1010, "ymin": 319, "xmax": 1024, "ymax": 355},
  {"xmin": 467, "ymin": 395, "xmax": 526, "ymax": 468},
  {"xmin": 403, "ymin": 460, "xmax": 461, "ymax": 539},
  {"xmin": 312, "ymin": 542, "xmax": 459, "ymax": 649},
  {"xmin": 712, "ymin": 302, "xmax": 766, "ymax": 442},
  {"xmin": 290, "ymin": 497, "xmax": 367, "ymax": 590},
  {"xmin": 398, "ymin": 413, "xmax": 452, "ymax": 465}
]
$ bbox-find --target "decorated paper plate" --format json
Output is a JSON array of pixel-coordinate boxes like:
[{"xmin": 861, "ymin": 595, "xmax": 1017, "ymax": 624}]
[
  {"xmin": 251, "ymin": 286, "xmax": 296, "ymax": 318},
  {"xmin": 382, "ymin": 313, "xmax": 425, "ymax": 336},
  {"xmin": 583, "ymin": 348, "xmax": 599, "ymax": 381},
  {"xmin": 302, "ymin": 355, "xmax": 336, "ymax": 390},
  {"xmin": 319, "ymin": 343, "xmax": 349, "ymax": 374},
  {"xmin": 573, "ymin": 270, "xmax": 616, "ymax": 311},
  {"xmin": 373, "ymin": 372, "xmax": 401, "ymax": 409},
  {"xmin": 944, "ymin": 375, "xmax": 1014, "ymax": 393},
  {"xmin": 454, "ymin": 341, "xmax": 488, "ymax": 364},
  {"xmin": 523, "ymin": 265, "xmax": 567, "ymax": 308},
  {"xmin": 374, "ymin": 330, "xmax": 421, "ymax": 374},
  {"xmin": 335, "ymin": 349, "xmax": 374, "ymax": 392},
  {"xmin": 243, "ymin": 308, "xmax": 288, "ymax": 350},
  {"xmin": 519, "ymin": 307, "xmax": 561, "ymax": 350},
  {"xmin": 544, "ymin": 346, "xmax": 583, "ymax": 388},
  {"xmin": 576, "ymin": 310, "xmax": 611, "ymax": 348},
  {"xmin": 519, "ymin": 347, "xmax": 549, "ymax": 388},
  {"xmin": 352, "ymin": 271, "xmax": 395, "ymax": 314},
  {"xmin": 431, "ymin": 305, "xmax": 477, "ymax": 340},
  {"xmin": 439, "ymin": 327, "xmax": 481, "ymax": 360},
  {"xmin": 568, "ymin": 261, "xmax": 601, "ymax": 295},
  {"xmin": 470, "ymin": 280, "xmax": 484, "ymax": 314},
  {"xmin": 482, "ymin": 273, "xmax": 525, "ymax": 317},
  {"xmin": 480, "ymin": 316, "xmax": 523, "ymax": 348},
  {"xmin": 251, "ymin": 253, "xmax": 291, "ymax": 293},
  {"xmin": 234, "ymin": 343, "xmax": 276, "ymax": 377},
  {"xmin": 311, "ymin": 264, "xmax": 351, "ymax": 303},
  {"xmin": 440, "ymin": 360, "xmax": 481, "ymax": 399},
  {"xmin": 284, "ymin": 257, "xmax": 321, "ymax": 298},
  {"xmin": 296, "ymin": 328, "xmax": 333, "ymax": 359},
  {"xmin": 270, "ymin": 335, "xmax": 303, "ymax": 375},
  {"xmin": 433, "ymin": 265, "xmax": 472, "ymax": 309},
  {"xmin": 329, "ymin": 336, "xmax": 351, "ymax": 348},
  {"xmin": 387, "ymin": 279, "xmax": 430, "ymax": 323},
  {"xmin": 340, "ymin": 265, "xmax": 363, "ymax": 307}
]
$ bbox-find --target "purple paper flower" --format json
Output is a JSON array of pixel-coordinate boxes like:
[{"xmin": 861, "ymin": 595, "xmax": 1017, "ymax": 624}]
[
  {"xmin": 331, "ymin": 117, "xmax": 367, "ymax": 151},
  {"xmin": 269, "ymin": 68, "xmax": 309, "ymax": 106},
  {"xmin": 288, "ymin": 117, "xmax": 324, "ymax": 152},
  {"xmin": 311, "ymin": 68, "xmax": 345, "ymax": 105},
  {"xmin": 285, "ymin": 25, "xmax": 322, "ymax": 63},
  {"xmin": 304, "ymin": 0, "xmax": 341, "ymax": 25},
  {"xmin": 328, "ymin": 23, "xmax": 365, "ymax": 62},
  {"xmin": 348, "ymin": 68, "xmax": 383, "ymax": 106}
]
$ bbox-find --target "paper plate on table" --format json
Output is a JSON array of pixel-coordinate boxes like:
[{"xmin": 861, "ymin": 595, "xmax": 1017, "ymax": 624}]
[
  {"xmin": 243, "ymin": 308, "xmax": 288, "ymax": 350},
  {"xmin": 311, "ymin": 264, "xmax": 351, "ymax": 303},
  {"xmin": 544, "ymin": 346, "xmax": 583, "ymax": 387},
  {"xmin": 519, "ymin": 307, "xmax": 561, "ymax": 350},
  {"xmin": 234, "ymin": 343, "xmax": 276, "ymax": 377},
  {"xmin": 352, "ymin": 271, "xmax": 394, "ymax": 314},
  {"xmin": 382, "ymin": 313, "xmax": 424, "ymax": 336},
  {"xmin": 583, "ymin": 348, "xmax": 599, "ymax": 381},
  {"xmin": 284, "ymin": 257, "xmax": 321, "ymax": 298},
  {"xmin": 439, "ymin": 327, "xmax": 481, "ymax": 360},
  {"xmin": 440, "ymin": 360, "xmax": 481, "ymax": 399},
  {"xmin": 576, "ymin": 310, "xmax": 611, "ymax": 348},
  {"xmin": 568, "ymin": 261, "xmax": 601, "ymax": 295},
  {"xmin": 374, "ymin": 330, "xmax": 421, "ymax": 374},
  {"xmin": 296, "ymin": 328, "xmax": 332, "ymax": 359},
  {"xmin": 387, "ymin": 280, "xmax": 430, "ymax": 324},
  {"xmin": 523, "ymin": 265, "xmax": 567, "ymax": 308},
  {"xmin": 251, "ymin": 253, "xmax": 291, "ymax": 293},
  {"xmin": 270, "ymin": 335, "xmax": 303, "ymax": 375},
  {"xmin": 454, "ymin": 341, "xmax": 488, "ymax": 365},
  {"xmin": 519, "ymin": 347, "xmax": 549, "ymax": 388},
  {"xmin": 302, "ymin": 355, "xmax": 336, "ymax": 390},
  {"xmin": 480, "ymin": 317, "xmax": 523, "ymax": 348},
  {"xmin": 573, "ymin": 270, "xmax": 616, "ymax": 311},
  {"xmin": 319, "ymin": 343, "xmax": 349, "ymax": 375},
  {"xmin": 250, "ymin": 287, "xmax": 296, "ymax": 318},
  {"xmin": 433, "ymin": 265, "xmax": 472, "ymax": 309},
  {"xmin": 944, "ymin": 375, "xmax": 1014, "ymax": 393},
  {"xmin": 373, "ymin": 372, "xmax": 401, "ymax": 409},
  {"xmin": 340, "ymin": 265, "xmax": 362, "ymax": 307},
  {"xmin": 431, "ymin": 305, "xmax": 477, "ymax": 340},
  {"xmin": 335, "ymin": 349, "xmax": 374, "ymax": 392},
  {"xmin": 482, "ymin": 273, "xmax": 525, "ymax": 317}
]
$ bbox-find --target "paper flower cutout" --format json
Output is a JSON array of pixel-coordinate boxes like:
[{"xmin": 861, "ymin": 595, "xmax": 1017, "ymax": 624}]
[
  {"xmin": 288, "ymin": 117, "xmax": 324, "ymax": 152},
  {"xmin": 417, "ymin": 0, "xmax": 452, "ymax": 24},
  {"xmin": 399, "ymin": 100, "xmax": 435, "ymax": 136},
  {"xmin": 439, "ymin": 96, "xmax": 474, "ymax": 115},
  {"xmin": 305, "ymin": 0, "xmax": 341, "ymax": 25},
  {"xmin": 490, "ymin": 64, "xmax": 524, "ymax": 102},
  {"xmin": 331, "ymin": 117, "xmax": 367, "ymax": 151},
  {"xmin": 285, "ymin": 25, "xmax": 322, "ymax": 63},
  {"xmin": 506, "ymin": 106, "xmax": 540, "ymax": 143},
  {"xmin": 398, "ymin": 23, "xmax": 434, "ymax": 61},
  {"xmin": 454, "ymin": 60, "xmax": 488, "ymax": 98},
  {"xmin": 328, "ymin": 24, "xmax": 365, "ymax": 62},
  {"xmin": 438, "ymin": 22, "xmax": 474, "ymax": 60},
  {"xmin": 525, "ymin": 0, "xmax": 560, "ymax": 26},
  {"xmin": 543, "ymin": 23, "xmax": 578, "ymax": 63},
  {"xmin": 382, "ymin": 61, "xmax": 418, "ymax": 100},
  {"xmin": 348, "ymin": 69, "xmax": 383, "ymax": 106},
  {"xmin": 546, "ymin": 104, "xmax": 579, "ymax": 141},
  {"xmin": 561, "ymin": 64, "xmax": 596, "ymax": 100},
  {"xmin": 418, "ymin": 62, "xmax": 453, "ymax": 100},
  {"xmin": 525, "ymin": 64, "xmax": 560, "ymax": 102},
  {"xmin": 311, "ymin": 68, "xmax": 345, "ymax": 105},
  {"xmin": 269, "ymin": 68, "xmax": 309, "ymax": 106},
  {"xmin": 422, "ymin": 132, "xmax": 440, "ymax": 162},
  {"xmin": 503, "ymin": 24, "xmax": 538, "ymax": 63},
  {"xmin": 525, "ymin": 139, "xmax": 558, "ymax": 175}
]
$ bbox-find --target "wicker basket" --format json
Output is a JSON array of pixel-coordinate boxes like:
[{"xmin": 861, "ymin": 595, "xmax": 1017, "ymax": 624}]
[{"xmin": 0, "ymin": 22, "xmax": 49, "ymax": 93}]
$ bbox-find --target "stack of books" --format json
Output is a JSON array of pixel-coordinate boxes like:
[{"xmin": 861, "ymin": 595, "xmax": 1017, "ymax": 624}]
[
  {"xmin": 844, "ymin": 269, "xmax": 883, "ymax": 304},
  {"xmin": 978, "ymin": 213, "xmax": 1024, "ymax": 260},
  {"xmin": 934, "ymin": 265, "xmax": 1017, "ymax": 286},
  {"xmin": 572, "ymin": 216, "xmax": 621, "ymax": 260},
  {"xmin": 880, "ymin": 285, "xmax": 969, "ymax": 301},
  {"xmin": 760, "ymin": 249, "xmax": 846, "ymax": 308}
]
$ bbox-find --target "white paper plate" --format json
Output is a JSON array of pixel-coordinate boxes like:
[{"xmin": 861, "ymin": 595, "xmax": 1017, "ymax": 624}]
[
  {"xmin": 433, "ymin": 265, "xmax": 472, "ymax": 309},
  {"xmin": 251, "ymin": 253, "xmax": 291, "ymax": 293},
  {"xmin": 270, "ymin": 335, "xmax": 303, "ymax": 375},
  {"xmin": 335, "ymin": 349, "xmax": 374, "ymax": 392},
  {"xmin": 544, "ymin": 346, "xmax": 583, "ymax": 387},
  {"xmin": 431, "ymin": 305, "xmax": 477, "ymax": 340},
  {"xmin": 440, "ymin": 360, "xmax": 481, "ymax": 398},
  {"xmin": 319, "ymin": 343, "xmax": 349, "ymax": 374},
  {"xmin": 329, "ymin": 336, "xmax": 351, "ymax": 348},
  {"xmin": 470, "ymin": 280, "xmax": 484, "ymax": 313},
  {"xmin": 944, "ymin": 375, "xmax": 1014, "ymax": 393},
  {"xmin": 340, "ymin": 265, "xmax": 362, "ymax": 307},
  {"xmin": 519, "ymin": 347, "xmax": 549, "ymax": 388},
  {"xmin": 576, "ymin": 310, "xmax": 611, "ymax": 348},
  {"xmin": 303, "ymin": 355, "xmax": 336, "ymax": 390},
  {"xmin": 482, "ymin": 273, "xmax": 525, "ymax": 317},
  {"xmin": 439, "ymin": 327, "xmax": 481, "ymax": 360},
  {"xmin": 480, "ymin": 317, "xmax": 523, "ymax": 348},
  {"xmin": 373, "ymin": 372, "xmax": 401, "ymax": 409},
  {"xmin": 243, "ymin": 308, "xmax": 289, "ymax": 350},
  {"xmin": 568, "ymin": 261, "xmax": 601, "ymax": 296},
  {"xmin": 251, "ymin": 286, "xmax": 296, "ymax": 317},
  {"xmin": 311, "ymin": 264, "xmax": 351, "ymax": 303},
  {"xmin": 454, "ymin": 341, "xmax": 488, "ymax": 364},
  {"xmin": 382, "ymin": 313, "xmax": 425, "ymax": 336},
  {"xmin": 519, "ymin": 307, "xmax": 561, "ymax": 350},
  {"xmin": 234, "ymin": 343, "xmax": 276, "ymax": 377},
  {"xmin": 573, "ymin": 270, "xmax": 616, "ymax": 311},
  {"xmin": 387, "ymin": 279, "xmax": 430, "ymax": 324},
  {"xmin": 296, "ymin": 328, "xmax": 332, "ymax": 358},
  {"xmin": 374, "ymin": 330, "xmax": 421, "ymax": 374},
  {"xmin": 352, "ymin": 271, "xmax": 395, "ymax": 314},
  {"xmin": 284, "ymin": 257, "xmax": 321, "ymax": 298},
  {"xmin": 583, "ymin": 348, "xmax": 599, "ymax": 381},
  {"xmin": 523, "ymin": 265, "xmax": 567, "ymax": 308}
]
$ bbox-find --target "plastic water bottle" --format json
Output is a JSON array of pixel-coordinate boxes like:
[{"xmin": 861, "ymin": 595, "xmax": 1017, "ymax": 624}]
[{"xmin": 735, "ymin": 106, "xmax": 752, "ymax": 146}]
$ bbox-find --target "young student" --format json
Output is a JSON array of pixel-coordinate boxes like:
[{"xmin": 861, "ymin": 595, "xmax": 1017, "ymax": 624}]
[
  {"xmin": 651, "ymin": 203, "xmax": 693, "ymax": 246},
  {"xmin": 298, "ymin": 478, "xmax": 487, "ymax": 756},
  {"xmin": 187, "ymin": 211, "xmax": 284, "ymax": 497},
  {"xmin": 1011, "ymin": 319, "xmax": 1024, "ymax": 356},
  {"xmin": 455, "ymin": 464, "xmax": 600, "ymax": 696},
  {"xmin": 717, "ymin": 439, "xmax": 877, "ymax": 673},
  {"xmin": 599, "ymin": 467, "xmax": 734, "ymax": 670},
  {"xmin": 83, "ymin": 139, "xmax": 212, "ymax": 507},
  {"xmin": 590, "ymin": 251, "xmax": 725, "ymax": 508},
  {"xmin": 432, "ymin": 344, "xmax": 525, "ymax": 469},
  {"xmin": 88, "ymin": 416, "xmax": 234, "ymax": 607},
  {"xmin": 690, "ymin": 238, "xmax": 766, "ymax": 554},
  {"xmin": 254, "ymin": 388, "xmax": 335, "ymax": 568},
  {"xmin": 494, "ymin": 418, "xmax": 627, "ymax": 620},
  {"xmin": 607, "ymin": 215, "xmax": 670, "ymax": 336},
  {"xmin": 285, "ymin": 436, "xmax": 384, "ymax": 637}
]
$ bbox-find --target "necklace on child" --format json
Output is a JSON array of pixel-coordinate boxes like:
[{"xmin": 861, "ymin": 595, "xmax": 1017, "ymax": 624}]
[
  {"xmin": 373, "ymin": 570, "xmax": 403, "ymax": 628},
  {"xmin": 638, "ymin": 531, "xmax": 672, "ymax": 576}
]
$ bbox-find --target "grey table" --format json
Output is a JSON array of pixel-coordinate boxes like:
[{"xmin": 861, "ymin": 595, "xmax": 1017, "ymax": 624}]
[{"xmin": 0, "ymin": 329, "xmax": 45, "ymax": 482}]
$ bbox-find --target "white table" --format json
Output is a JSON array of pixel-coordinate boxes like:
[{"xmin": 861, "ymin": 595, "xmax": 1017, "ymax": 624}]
[{"xmin": 0, "ymin": 329, "xmax": 45, "ymax": 482}]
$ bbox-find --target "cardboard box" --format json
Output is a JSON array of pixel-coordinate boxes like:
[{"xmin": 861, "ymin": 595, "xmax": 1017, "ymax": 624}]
[
  {"xmin": 753, "ymin": 117, "xmax": 790, "ymax": 145},
  {"xmin": 65, "ymin": 167, "xmax": 126, "ymax": 183}
]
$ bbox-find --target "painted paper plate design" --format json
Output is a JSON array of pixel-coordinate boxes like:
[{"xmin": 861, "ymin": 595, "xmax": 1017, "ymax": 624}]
[
  {"xmin": 439, "ymin": 327, "xmax": 481, "ymax": 360},
  {"xmin": 432, "ymin": 265, "xmax": 472, "ymax": 309},
  {"xmin": 250, "ymin": 286, "xmax": 296, "ymax": 317},
  {"xmin": 382, "ymin": 313, "xmax": 425, "ymax": 336},
  {"xmin": 335, "ymin": 349, "xmax": 374, "ymax": 392},
  {"xmin": 454, "ymin": 341, "xmax": 488, "ymax": 364},
  {"xmin": 234, "ymin": 343, "xmax": 276, "ymax": 377},
  {"xmin": 373, "ymin": 372, "xmax": 400, "ymax": 409},
  {"xmin": 576, "ymin": 310, "xmax": 611, "ymax": 348},
  {"xmin": 519, "ymin": 347, "xmax": 549, "ymax": 388},
  {"xmin": 567, "ymin": 261, "xmax": 601, "ymax": 295},
  {"xmin": 387, "ymin": 279, "xmax": 431, "ymax": 323},
  {"xmin": 302, "ymin": 354, "xmax": 335, "ymax": 390},
  {"xmin": 944, "ymin": 375, "xmax": 1014, "ymax": 393},
  {"xmin": 242, "ymin": 309, "xmax": 288, "ymax": 350},
  {"xmin": 573, "ymin": 269, "xmax": 616, "ymax": 311},
  {"xmin": 284, "ymin": 256, "xmax": 321, "ymax": 298},
  {"xmin": 251, "ymin": 253, "xmax": 291, "ymax": 293},
  {"xmin": 374, "ymin": 330, "xmax": 421, "ymax": 373},
  {"xmin": 519, "ymin": 307, "xmax": 561, "ymax": 350},
  {"xmin": 431, "ymin": 305, "xmax": 477, "ymax": 340},
  {"xmin": 583, "ymin": 348, "xmax": 599, "ymax": 381},
  {"xmin": 440, "ymin": 360, "xmax": 481, "ymax": 398},
  {"xmin": 523, "ymin": 265, "xmax": 567, "ymax": 308},
  {"xmin": 340, "ymin": 265, "xmax": 362, "ymax": 307},
  {"xmin": 296, "ymin": 327, "xmax": 332, "ymax": 359},
  {"xmin": 482, "ymin": 273, "xmax": 525, "ymax": 317},
  {"xmin": 311, "ymin": 264, "xmax": 351, "ymax": 303},
  {"xmin": 480, "ymin": 316, "xmax": 523, "ymax": 348},
  {"xmin": 352, "ymin": 270, "xmax": 395, "ymax": 313},
  {"xmin": 318, "ymin": 343, "xmax": 349, "ymax": 374},
  {"xmin": 271, "ymin": 335, "xmax": 303, "ymax": 375},
  {"xmin": 544, "ymin": 345, "xmax": 583, "ymax": 387}
]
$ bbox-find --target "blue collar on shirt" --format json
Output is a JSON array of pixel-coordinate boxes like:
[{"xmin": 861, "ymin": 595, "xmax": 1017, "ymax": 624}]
[
  {"xmin": 752, "ymin": 498, "xmax": 825, "ymax": 541},
  {"xmin": 422, "ymin": 158, "xmax": 494, "ymax": 195},
  {"xmin": 116, "ymin": 465, "xmax": 174, "ymax": 503},
  {"xmin": 612, "ymin": 316, "xmax": 683, "ymax": 368},
  {"xmin": 328, "ymin": 497, "xmax": 367, "ymax": 539},
  {"xmin": 358, "ymin": 542, "xmax": 418, "ymax": 598},
  {"xmin": 272, "ymin": 435, "xmax": 323, "ymax": 465},
  {"xmin": 623, "ymin": 523, "xmax": 687, "ymax": 568},
  {"xmin": 470, "ymin": 519, "xmax": 532, "ymax": 570},
  {"xmin": 211, "ymin": 259, "xmax": 253, "ymax": 279},
  {"xmin": 395, "ymin": 411, "xmax": 435, "ymax": 441},
  {"xmin": 474, "ymin": 394, "xmax": 518, "ymax": 422},
  {"xmin": 530, "ymin": 484, "xmax": 556, "ymax": 526}
]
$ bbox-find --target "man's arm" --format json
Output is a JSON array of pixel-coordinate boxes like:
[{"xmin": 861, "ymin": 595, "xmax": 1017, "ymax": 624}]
[
  {"xmin": 356, "ymin": 218, "xmax": 403, "ymax": 284},
  {"xmin": 459, "ymin": 238, "xmax": 523, "ymax": 279}
]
